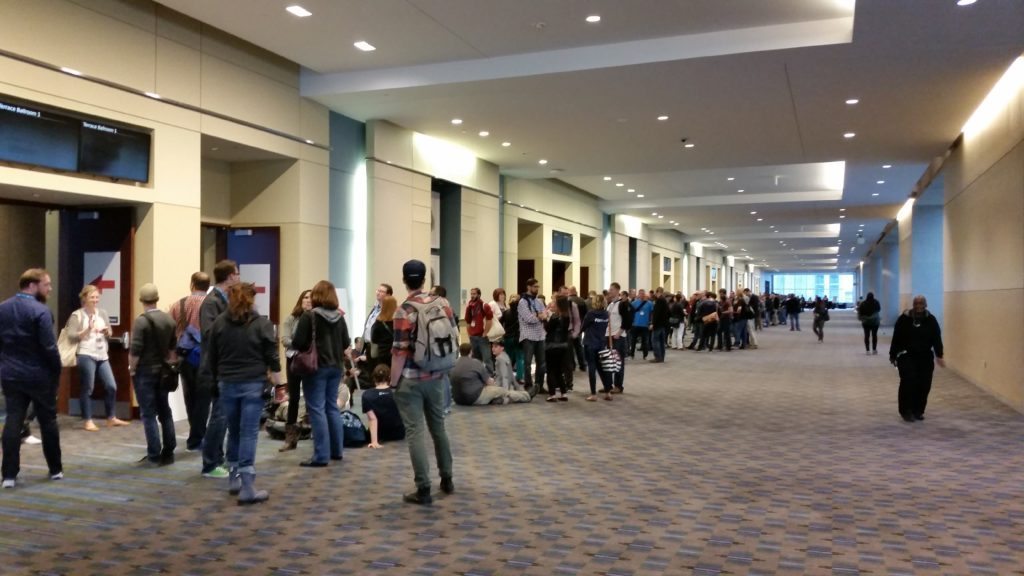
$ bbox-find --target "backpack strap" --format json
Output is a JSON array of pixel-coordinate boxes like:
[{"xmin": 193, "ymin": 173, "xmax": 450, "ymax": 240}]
[{"xmin": 177, "ymin": 296, "xmax": 188, "ymax": 331}]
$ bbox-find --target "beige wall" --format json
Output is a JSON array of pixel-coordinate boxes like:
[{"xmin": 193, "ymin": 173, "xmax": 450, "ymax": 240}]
[
  {"xmin": 0, "ymin": 205, "xmax": 47, "ymax": 289},
  {"xmin": 460, "ymin": 188, "xmax": 501, "ymax": 304},
  {"xmin": 0, "ymin": 0, "xmax": 331, "ymax": 324},
  {"xmin": 366, "ymin": 161, "xmax": 433, "ymax": 296},
  {"xmin": 943, "ymin": 56, "xmax": 1024, "ymax": 412}
]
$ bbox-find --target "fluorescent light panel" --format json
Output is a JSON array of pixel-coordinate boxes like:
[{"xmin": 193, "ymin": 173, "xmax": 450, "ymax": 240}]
[{"xmin": 286, "ymin": 5, "xmax": 312, "ymax": 17}]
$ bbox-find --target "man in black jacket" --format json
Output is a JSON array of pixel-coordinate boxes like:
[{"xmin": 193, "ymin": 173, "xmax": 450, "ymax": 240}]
[
  {"xmin": 198, "ymin": 260, "xmax": 239, "ymax": 478},
  {"xmin": 650, "ymin": 288, "xmax": 670, "ymax": 363},
  {"xmin": 889, "ymin": 295, "xmax": 945, "ymax": 422}
]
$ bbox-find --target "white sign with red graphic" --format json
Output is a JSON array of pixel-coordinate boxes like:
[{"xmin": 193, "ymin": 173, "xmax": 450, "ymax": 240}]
[
  {"xmin": 240, "ymin": 263, "xmax": 271, "ymax": 317},
  {"xmin": 84, "ymin": 251, "xmax": 122, "ymax": 325}
]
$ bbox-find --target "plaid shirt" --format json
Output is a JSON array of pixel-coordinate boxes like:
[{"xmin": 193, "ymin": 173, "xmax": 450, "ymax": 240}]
[
  {"xmin": 517, "ymin": 294, "xmax": 546, "ymax": 342},
  {"xmin": 392, "ymin": 290, "xmax": 457, "ymax": 381},
  {"xmin": 169, "ymin": 291, "xmax": 206, "ymax": 339}
]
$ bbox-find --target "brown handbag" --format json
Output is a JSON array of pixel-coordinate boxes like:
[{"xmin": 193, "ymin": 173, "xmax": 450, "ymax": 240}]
[
  {"xmin": 291, "ymin": 314, "xmax": 319, "ymax": 376},
  {"xmin": 702, "ymin": 311, "xmax": 719, "ymax": 324}
]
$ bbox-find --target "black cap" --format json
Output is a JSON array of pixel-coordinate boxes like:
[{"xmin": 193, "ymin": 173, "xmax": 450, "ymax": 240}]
[{"xmin": 402, "ymin": 259, "xmax": 426, "ymax": 281}]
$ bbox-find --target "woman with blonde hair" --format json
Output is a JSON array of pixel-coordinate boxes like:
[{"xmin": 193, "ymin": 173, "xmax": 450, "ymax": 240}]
[{"xmin": 67, "ymin": 284, "xmax": 127, "ymax": 431}]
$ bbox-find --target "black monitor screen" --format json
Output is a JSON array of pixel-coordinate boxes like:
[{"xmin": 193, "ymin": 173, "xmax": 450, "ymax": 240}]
[
  {"xmin": 0, "ymin": 99, "xmax": 79, "ymax": 172},
  {"xmin": 79, "ymin": 121, "xmax": 151, "ymax": 182}
]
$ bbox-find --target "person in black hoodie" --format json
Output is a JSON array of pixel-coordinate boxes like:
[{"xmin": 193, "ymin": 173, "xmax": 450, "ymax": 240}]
[
  {"xmin": 889, "ymin": 295, "xmax": 944, "ymax": 422},
  {"xmin": 543, "ymin": 296, "xmax": 572, "ymax": 402},
  {"xmin": 857, "ymin": 292, "xmax": 882, "ymax": 354},
  {"xmin": 291, "ymin": 280, "xmax": 352, "ymax": 467},
  {"xmin": 207, "ymin": 283, "xmax": 282, "ymax": 505}
]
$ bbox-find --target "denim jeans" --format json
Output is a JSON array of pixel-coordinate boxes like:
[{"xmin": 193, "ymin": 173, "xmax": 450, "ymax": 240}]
[
  {"xmin": 220, "ymin": 380, "xmax": 264, "ymax": 475},
  {"xmin": 178, "ymin": 359, "xmax": 208, "ymax": 450},
  {"xmin": 394, "ymin": 376, "xmax": 452, "ymax": 490},
  {"xmin": 789, "ymin": 312, "xmax": 800, "ymax": 330},
  {"xmin": 584, "ymin": 345, "xmax": 613, "ymax": 395},
  {"xmin": 1, "ymin": 379, "xmax": 62, "ymax": 480},
  {"xmin": 650, "ymin": 327, "xmax": 666, "ymax": 361},
  {"xmin": 734, "ymin": 320, "xmax": 749, "ymax": 347},
  {"xmin": 303, "ymin": 366, "xmax": 344, "ymax": 463},
  {"xmin": 133, "ymin": 368, "xmax": 176, "ymax": 460},
  {"xmin": 76, "ymin": 355, "xmax": 117, "ymax": 420},
  {"xmin": 469, "ymin": 335, "xmax": 493, "ymax": 374},
  {"xmin": 201, "ymin": 393, "xmax": 226, "ymax": 473},
  {"xmin": 520, "ymin": 339, "xmax": 546, "ymax": 392}
]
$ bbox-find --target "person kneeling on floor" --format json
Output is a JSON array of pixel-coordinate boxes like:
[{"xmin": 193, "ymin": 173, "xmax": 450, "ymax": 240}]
[{"xmin": 451, "ymin": 343, "xmax": 531, "ymax": 406}]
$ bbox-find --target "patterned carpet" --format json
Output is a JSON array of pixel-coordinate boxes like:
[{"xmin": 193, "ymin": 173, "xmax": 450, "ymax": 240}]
[{"xmin": 2, "ymin": 310, "xmax": 1023, "ymax": 575}]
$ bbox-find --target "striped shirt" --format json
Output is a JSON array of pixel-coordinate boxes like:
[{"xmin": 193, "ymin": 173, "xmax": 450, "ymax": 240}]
[{"xmin": 392, "ymin": 290, "xmax": 457, "ymax": 381}]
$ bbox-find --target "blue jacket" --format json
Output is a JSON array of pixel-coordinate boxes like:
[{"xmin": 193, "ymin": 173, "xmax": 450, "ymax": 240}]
[
  {"xmin": 0, "ymin": 293, "xmax": 61, "ymax": 382},
  {"xmin": 631, "ymin": 299, "xmax": 653, "ymax": 328}
]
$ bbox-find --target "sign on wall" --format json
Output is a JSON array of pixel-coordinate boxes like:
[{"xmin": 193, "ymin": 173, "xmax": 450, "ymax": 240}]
[
  {"xmin": 83, "ymin": 251, "xmax": 121, "ymax": 325},
  {"xmin": 240, "ymin": 263, "xmax": 271, "ymax": 317}
]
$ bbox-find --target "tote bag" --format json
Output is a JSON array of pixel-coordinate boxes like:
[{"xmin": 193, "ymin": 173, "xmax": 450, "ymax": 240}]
[
  {"xmin": 486, "ymin": 302, "xmax": 506, "ymax": 340},
  {"xmin": 597, "ymin": 334, "xmax": 621, "ymax": 373},
  {"xmin": 291, "ymin": 316, "xmax": 319, "ymax": 376},
  {"xmin": 57, "ymin": 311, "xmax": 82, "ymax": 368}
]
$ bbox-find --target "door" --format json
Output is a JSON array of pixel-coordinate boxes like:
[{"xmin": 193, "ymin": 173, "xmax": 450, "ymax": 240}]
[
  {"xmin": 226, "ymin": 227, "xmax": 280, "ymax": 324},
  {"xmin": 58, "ymin": 208, "xmax": 134, "ymax": 417},
  {"xmin": 551, "ymin": 261, "xmax": 568, "ymax": 295},
  {"xmin": 517, "ymin": 259, "xmax": 535, "ymax": 295},
  {"xmin": 580, "ymin": 266, "xmax": 590, "ymax": 295}
]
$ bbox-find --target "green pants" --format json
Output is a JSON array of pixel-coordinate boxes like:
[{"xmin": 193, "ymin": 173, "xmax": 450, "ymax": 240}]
[{"xmin": 394, "ymin": 376, "xmax": 453, "ymax": 490}]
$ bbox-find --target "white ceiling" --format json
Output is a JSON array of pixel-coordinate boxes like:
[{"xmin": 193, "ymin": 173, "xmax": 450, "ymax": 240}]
[{"xmin": 157, "ymin": 0, "xmax": 1024, "ymax": 273}]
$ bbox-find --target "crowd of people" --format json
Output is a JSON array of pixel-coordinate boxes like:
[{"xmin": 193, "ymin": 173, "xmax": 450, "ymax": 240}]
[{"xmin": 0, "ymin": 264, "xmax": 944, "ymax": 501}]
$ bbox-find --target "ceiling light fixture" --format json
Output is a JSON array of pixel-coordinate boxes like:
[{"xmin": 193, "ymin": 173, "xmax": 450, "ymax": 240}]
[
  {"xmin": 603, "ymin": 176, "xmax": 611, "ymax": 181},
  {"xmin": 684, "ymin": 143, "xmax": 695, "ymax": 148},
  {"xmin": 144, "ymin": 92, "xmax": 161, "ymax": 99},
  {"xmin": 60, "ymin": 67, "xmax": 82, "ymax": 76},
  {"xmin": 840, "ymin": 208, "xmax": 846, "ymax": 212},
  {"xmin": 957, "ymin": 0, "xmax": 977, "ymax": 5},
  {"xmin": 615, "ymin": 182, "xmax": 624, "ymax": 187},
  {"xmin": 502, "ymin": 142, "xmax": 511, "ymax": 147},
  {"xmin": 843, "ymin": 132, "xmax": 856, "ymax": 139},
  {"xmin": 354, "ymin": 41, "xmax": 376, "ymax": 52},
  {"xmin": 637, "ymin": 194, "xmax": 645, "ymax": 198},
  {"xmin": 585, "ymin": 14, "xmax": 601, "ymax": 23},
  {"xmin": 872, "ymin": 192, "xmax": 880, "ymax": 196},
  {"xmin": 876, "ymin": 180, "xmax": 885, "ymax": 184},
  {"xmin": 651, "ymin": 212, "xmax": 658, "ymax": 216},
  {"xmin": 478, "ymin": 131, "xmax": 489, "ymax": 137},
  {"xmin": 845, "ymin": 98, "xmax": 859, "ymax": 105},
  {"xmin": 538, "ymin": 159, "xmax": 548, "ymax": 165},
  {"xmin": 658, "ymin": 215, "xmax": 664, "ymax": 219},
  {"xmin": 840, "ymin": 215, "xmax": 846, "ymax": 219},
  {"xmin": 657, "ymin": 115, "xmax": 669, "ymax": 121},
  {"xmin": 305, "ymin": 139, "xmax": 314, "ymax": 144},
  {"xmin": 749, "ymin": 211, "xmax": 757, "ymax": 215},
  {"xmin": 451, "ymin": 118, "xmax": 463, "ymax": 125},
  {"xmin": 627, "ymin": 189, "xmax": 635, "ymax": 193},
  {"xmin": 286, "ymin": 5, "xmax": 312, "ymax": 17},
  {"xmin": 882, "ymin": 164, "xmax": 892, "ymax": 169},
  {"xmin": 727, "ymin": 177, "xmax": 735, "ymax": 181},
  {"xmin": 673, "ymin": 223, "xmax": 678, "ymax": 226},
  {"xmin": 757, "ymin": 218, "xmax": 763, "ymax": 222},
  {"xmin": 737, "ymin": 189, "xmax": 745, "ymax": 193}
]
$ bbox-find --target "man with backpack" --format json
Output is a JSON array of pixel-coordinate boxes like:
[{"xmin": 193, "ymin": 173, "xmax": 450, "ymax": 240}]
[
  {"xmin": 170, "ymin": 272, "xmax": 210, "ymax": 452},
  {"xmin": 390, "ymin": 259, "xmax": 457, "ymax": 505},
  {"xmin": 198, "ymin": 260, "xmax": 239, "ymax": 479}
]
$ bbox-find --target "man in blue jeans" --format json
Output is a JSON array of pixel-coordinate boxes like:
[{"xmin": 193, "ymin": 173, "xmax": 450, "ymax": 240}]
[
  {"xmin": 199, "ymin": 260, "xmax": 239, "ymax": 479},
  {"xmin": 129, "ymin": 283, "xmax": 178, "ymax": 466},
  {"xmin": 391, "ymin": 260, "xmax": 456, "ymax": 505},
  {"xmin": 0, "ymin": 269, "xmax": 64, "ymax": 489}
]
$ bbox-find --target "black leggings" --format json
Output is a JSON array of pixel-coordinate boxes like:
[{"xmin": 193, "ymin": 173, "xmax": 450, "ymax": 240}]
[
  {"xmin": 285, "ymin": 357, "xmax": 303, "ymax": 426},
  {"xmin": 862, "ymin": 324, "xmax": 879, "ymax": 351},
  {"xmin": 546, "ymin": 347, "xmax": 569, "ymax": 396}
]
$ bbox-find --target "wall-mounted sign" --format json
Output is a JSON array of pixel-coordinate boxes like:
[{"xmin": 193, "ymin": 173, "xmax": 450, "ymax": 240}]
[
  {"xmin": 83, "ymin": 251, "xmax": 122, "ymax": 325},
  {"xmin": 240, "ymin": 263, "xmax": 271, "ymax": 317}
]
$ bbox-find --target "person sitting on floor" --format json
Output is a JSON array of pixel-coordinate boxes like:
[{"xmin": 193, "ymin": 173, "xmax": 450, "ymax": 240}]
[
  {"xmin": 491, "ymin": 337, "xmax": 531, "ymax": 395},
  {"xmin": 451, "ymin": 343, "xmax": 531, "ymax": 406},
  {"xmin": 361, "ymin": 365, "xmax": 405, "ymax": 448}
]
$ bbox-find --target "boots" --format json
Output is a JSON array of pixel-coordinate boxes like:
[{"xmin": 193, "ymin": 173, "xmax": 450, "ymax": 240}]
[
  {"xmin": 403, "ymin": 486, "xmax": 432, "ymax": 505},
  {"xmin": 278, "ymin": 424, "xmax": 298, "ymax": 452},
  {"xmin": 237, "ymin": 472, "xmax": 269, "ymax": 506},
  {"xmin": 228, "ymin": 466, "xmax": 241, "ymax": 495}
]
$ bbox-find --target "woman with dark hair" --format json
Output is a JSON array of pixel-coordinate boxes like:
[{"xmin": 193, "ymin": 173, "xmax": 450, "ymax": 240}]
[
  {"xmin": 207, "ymin": 283, "xmax": 282, "ymax": 505},
  {"xmin": 544, "ymin": 295, "xmax": 572, "ymax": 402},
  {"xmin": 278, "ymin": 289, "xmax": 312, "ymax": 451},
  {"xmin": 369, "ymin": 295, "xmax": 397, "ymax": 372},
  {"xmin": 857, "ymin": 292, "xmax": 882, "ymax": 355},
  {"xmin": 291, "ymin": 280, "xmax": 351, "ymax": 467}
]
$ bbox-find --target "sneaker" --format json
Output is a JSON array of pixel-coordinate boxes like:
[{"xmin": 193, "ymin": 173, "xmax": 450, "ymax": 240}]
[
  {"xmin": 50, "ymin": 471, "xmax": 64, "ymax": 480},
  {"xmin": 23, "ymin": 435, "xmax": 41, "ymax": 445},
  {"xmin": 202, "ymin": 466, "xmax": 229, "ymax": 479},
  {"xmin": 2, "ymin": 479, "xmax": 14, "ymax": 489}
]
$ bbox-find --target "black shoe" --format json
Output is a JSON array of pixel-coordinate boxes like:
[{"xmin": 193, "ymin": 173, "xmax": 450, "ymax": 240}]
[
  {"xmin": 138, "ymin": 455, "xmax": 161, "ymax": 467},
  {"xmin": 440, "ymin": 478, "xmax": 454, "ymax": 494},
  {"xmin": 404, "ymin": 488, "xmax": 433, "ymax": 505},
  {"xmin": 159, "ymin": 451, "xmax": 175, "ymax": 466},
  {"xmin": 330, "ymin": 455, "xmax": 344, "ymax": 461},
  {"xmin": 299, "ymin": 460, "xmax": 328, "ymax": 468},
  {"xmin": 901, "ymin": 414, "xmax": 915, "ymax": 423},
  {"xmin": 914, "ymin": 414, "xmax": 925, "ymax": 421}
]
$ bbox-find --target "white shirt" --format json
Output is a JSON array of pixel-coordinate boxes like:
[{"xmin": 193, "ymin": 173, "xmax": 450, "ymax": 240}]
[
  {"xmin": 606, "ymin": 300, "xmax": 623, "ymax": 338},
  {"xmin": 77, "ymin": 309, "xmax": 110, "ymax": 361}
]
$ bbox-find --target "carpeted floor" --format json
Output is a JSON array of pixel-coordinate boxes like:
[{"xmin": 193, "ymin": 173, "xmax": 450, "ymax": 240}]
[{"xmin": 2, "ymin": 310, "xmax": 1023, "ymax": 575}]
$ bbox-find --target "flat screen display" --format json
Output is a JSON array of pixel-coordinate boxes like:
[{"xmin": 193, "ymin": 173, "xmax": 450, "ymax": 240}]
[
  {"xmin": 0, "ymin": 99, "xmax": 79, "ymax": 172},
  {"xmin": 79, "ymin": 120, "xmax": 151, "ymax": 183}
]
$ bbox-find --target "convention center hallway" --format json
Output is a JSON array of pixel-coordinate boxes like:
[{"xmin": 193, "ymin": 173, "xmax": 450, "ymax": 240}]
[{"xmin": 2, "ymin": 311, "xmax": 1022, "ymax": 575}]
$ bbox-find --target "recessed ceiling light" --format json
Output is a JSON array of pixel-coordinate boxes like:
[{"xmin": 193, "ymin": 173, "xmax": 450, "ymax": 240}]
[
  {"xmin": 957, "ymin": 0, "xmax": 977, "ymax": 5},
  {"xmin": 673, "ymin": 223, "xmax": 678, "ymax": 226},
  {"xmin": 709, "ymin": 232, "xmax": 714, "ymax": 235},
  {"xmin": 603, "ymin": 176, "xmax": 611, "ymax": 181},
  {"xmin": 876, "ymin": 180, "xmax": 885, "ymax": 184},
  {"xmin": 749, "ymin": 211, "xmax": 757, "ymax": 215},
  {"xmin": 845, "ymin": 98, "xmax": 859, "ymax": 105},
  {"xmin": 727, "ymin": 177, "xmax": 735, "ymax": 181},
  {"xmin": 502, "ymin": 141, "xmax": 511, "ymax": 147},
  {"xmin": 637, "ymin": 194, "xmax": 645, "ymax": 198},
  {"xmin": 615, "ymin": 182, "xmax": 624, "ymax": 187},
  {"xmin": 651, "ymin": 212, "xmax": 658, "ymax": 216},
  {"xmin": 657, "ymin": 115, "xmax": 669, "ymax": 121},
  {"xmin": 769, "ymin": 225, "xmax": 775, "ymax": 228},
  {"xmin": 286, "ymin": 5, "xmax": 312, "ymax": 17},
  {"xmin": 872, "ymin": 192, "xmax": 880, "ymax": 197},
  {"xmin": 144, "ymin": 92, "xmax": 161, "ymax": 99},
  {"xmin": 585, "ymin": 14, "xmax": 601, "ymax": 23},
  {"xmin": 538, "ymin": 159, "xmax": 548, "ymax": 165},
  {"xmin": 627, "ymin": 188, "xmax": 635, "ymax": 193},
  {"xmin": 478, "ymin": 131, "xmax": 489, "ymax": 137},
  {"xmin": 839, "ymin": 208, "xmax": 846, "ymax": 212},
  {"xmin": 354, "ymin": 41, "xmax": 376, "ymax": 52},
  {"xmin": 757, "ymin": 218, "xmax": 763, "ymax": 222},
  {"xmin": 305, "ymin": 139, "xmax": 314, "ymax": 144},
  {"xmin": 882, "ymin": 164, "xmax": 892, "ymax": 169},
  {"xmin": 658, "ymin": 215, "xmax": 664, "ymax": 219},
  {"xmin": 737, "ymin": 189, "xmax": 745, "ymax": 193},
  {"xmin": 840, "ymin": 215, "xmax": 846, "ymax": 219},
  {"xmin": 774, "ymin": 230, "xmax": 779, "ymax": 233},
  {"xmin": 684, "ymin": 143, "xmax": 695, "ymax": 148},
  {"xmin": 60, "ymin": 67, "xmax": 82, "ymax": 76},
  {"xmin": 451, "ymin": 118, "xmax": 463, "ymax": 125},
  {"xmin": 843, "ymin": 132, "xmax": 856, "ymax": 139}
]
